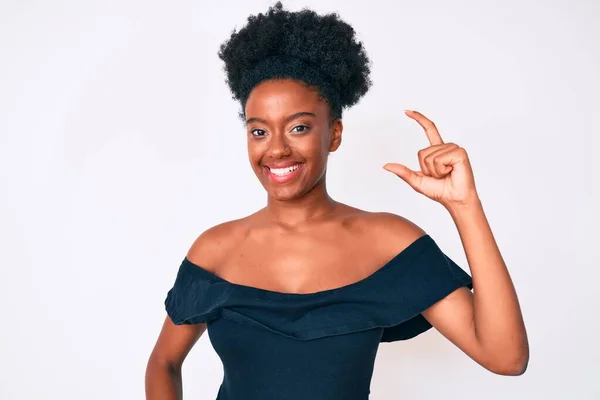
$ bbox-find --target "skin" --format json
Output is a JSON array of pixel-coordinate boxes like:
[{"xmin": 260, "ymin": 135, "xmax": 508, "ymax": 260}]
[{"xmin": 146, "ymin": 79, "xmax": 529, "ymax": 399}]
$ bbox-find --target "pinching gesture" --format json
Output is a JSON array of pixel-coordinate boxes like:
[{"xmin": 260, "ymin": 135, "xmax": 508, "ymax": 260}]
[{"xmin": 383, "ymin": 110, "xmax": 479, "ymax": 209}]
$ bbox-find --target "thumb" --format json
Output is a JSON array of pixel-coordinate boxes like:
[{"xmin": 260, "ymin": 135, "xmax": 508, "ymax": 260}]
[{"xmin": 383, "ymin": 163, "xmax": 421, "ymax": 190}]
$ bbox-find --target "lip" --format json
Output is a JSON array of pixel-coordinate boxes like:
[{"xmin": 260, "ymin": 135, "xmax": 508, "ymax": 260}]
[{"xmin": 264, "ymin": 162, "xmax": 305, "ymax": 184}]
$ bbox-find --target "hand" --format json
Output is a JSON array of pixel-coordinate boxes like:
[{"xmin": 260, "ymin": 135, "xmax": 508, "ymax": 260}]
[{"xmin": 383, "ymin": 110, "xmax": 479, "ymax": 208}]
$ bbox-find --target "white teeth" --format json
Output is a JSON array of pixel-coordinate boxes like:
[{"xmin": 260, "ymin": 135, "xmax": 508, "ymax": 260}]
[{"xmin": 269, "ymin": 164, "xmax": 301, "ymax": 176}]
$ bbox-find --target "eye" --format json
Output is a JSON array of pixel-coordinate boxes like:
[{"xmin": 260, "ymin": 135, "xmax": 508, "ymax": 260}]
[
  {"xmin": 291, "ymin": 125, "xmax": 310, "ymax": 133},
  {"xmin": 250, "ymin": 129, "xmax": 266, "ymax": 137}
]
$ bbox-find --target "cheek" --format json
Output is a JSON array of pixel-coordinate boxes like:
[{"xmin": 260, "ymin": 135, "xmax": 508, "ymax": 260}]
[
  {"xmin": 302, "ymin": 142, "xmax": 330, "ymax": 173},
  {"xmin": 247, "ymin": 141, "xmax": 263, "ymax": 164},
  {"xmin": 319, "ymin": 132, "xmax": 333, "ymax": 160}
]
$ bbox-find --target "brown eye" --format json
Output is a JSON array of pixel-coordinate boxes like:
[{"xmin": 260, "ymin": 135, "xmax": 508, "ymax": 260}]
[
  {"xmin": 292, "ymin": 125, "xmax": 309, "ymax": 133},
  {"xmin": 251, "ymin": 129, "xmax": 266, "ymax": 137}
]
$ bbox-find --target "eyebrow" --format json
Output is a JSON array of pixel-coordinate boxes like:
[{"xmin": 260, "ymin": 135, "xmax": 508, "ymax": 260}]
[{"xmin": 245, "ymin": 111, "xmax": 317, "ymax": 125}]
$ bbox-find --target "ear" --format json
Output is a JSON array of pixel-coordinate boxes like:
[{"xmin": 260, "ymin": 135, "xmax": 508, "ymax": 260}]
[{"xmin": 328, "ymin": 119, "xmax": 343, "ymax": 152}]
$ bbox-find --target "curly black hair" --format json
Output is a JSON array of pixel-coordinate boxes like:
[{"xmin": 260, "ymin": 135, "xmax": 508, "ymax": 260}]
[{"xmin": 217, "ymin": 2, "xmax": 371, "ymax": 120}]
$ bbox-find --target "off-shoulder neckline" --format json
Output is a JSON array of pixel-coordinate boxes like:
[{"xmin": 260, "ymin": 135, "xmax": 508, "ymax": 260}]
[{"xmin": 181, "ymin": 234, "xmax": 432, "ymax": 297}]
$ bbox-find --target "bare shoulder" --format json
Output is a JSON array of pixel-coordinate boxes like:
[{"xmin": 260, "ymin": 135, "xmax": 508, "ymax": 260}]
[
  {"xmin": 353, "ymin": 210, "xmax": 427, "ymax": 253},
  {"xmin": 185, "ymin": 217, "xmax": 251, "ymax": 272}
]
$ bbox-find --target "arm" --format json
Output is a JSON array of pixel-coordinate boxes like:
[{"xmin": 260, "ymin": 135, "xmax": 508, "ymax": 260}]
[
  {"xmin": 146, "ymin": 222, "xmax": 238, "ymax": 398},
  {"xmin": 145, "ymin": 319, "xmax": 206, "ymax": 400},
  {"xmin": 422, "ymin": 199, "xmax": 529, "ymax": 375},
  {"xmin": 383, "ymin": 110, "xmax": 529, "ymax": 375}
]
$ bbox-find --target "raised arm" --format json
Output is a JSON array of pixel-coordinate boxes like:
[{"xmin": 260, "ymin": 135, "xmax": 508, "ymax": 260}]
[
  {"xmin": 421, "ymin": 200, "xmax": 529, "ymax": 375},
  {"xmin": 383, "ymin": 110, "xmax": 529, "ymax": 375}
]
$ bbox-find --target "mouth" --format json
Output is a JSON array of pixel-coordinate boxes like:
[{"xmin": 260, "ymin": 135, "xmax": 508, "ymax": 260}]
[{"xmin": 264, "ymin": 162, "xmax": 305, "ymax": 183}]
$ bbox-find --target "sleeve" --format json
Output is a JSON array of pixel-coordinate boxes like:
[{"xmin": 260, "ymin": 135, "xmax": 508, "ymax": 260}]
[
  {"xmin": 379, "ymin": 236, "xmax": 473, "ymax": 342},
  {"xmin": 164, "ymin": 258, "xmax": 231, "ymax": 325}
]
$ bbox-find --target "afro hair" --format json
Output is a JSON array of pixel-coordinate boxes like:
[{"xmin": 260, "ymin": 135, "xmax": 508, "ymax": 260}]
[{"xmin": 217, "ymin": 2, "xmax": 372, "ymax": 119}]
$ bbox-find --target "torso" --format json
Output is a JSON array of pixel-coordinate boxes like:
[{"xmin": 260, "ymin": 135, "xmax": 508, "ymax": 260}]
[{"xmin": 187, "ymin": 202, "xmax": 424, "ymax": 295}]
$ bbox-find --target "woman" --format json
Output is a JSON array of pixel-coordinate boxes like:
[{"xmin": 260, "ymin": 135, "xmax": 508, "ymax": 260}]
[{"xmin": 145, "ymin": 3, "xmax": 529, "ymax": 399}]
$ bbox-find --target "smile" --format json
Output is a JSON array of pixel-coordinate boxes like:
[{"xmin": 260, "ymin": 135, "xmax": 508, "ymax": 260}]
[
  {"xmin": 265, "ymin": 163, "xmax": 304, "ymax": 183},
  {"xmin": 269, "ymin": 163, "xmax": 302, "ymax": 176}
]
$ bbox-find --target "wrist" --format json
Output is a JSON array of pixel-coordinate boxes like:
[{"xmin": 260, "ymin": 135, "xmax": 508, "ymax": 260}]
[{"xmin": 443, "ymin": 194, "xmax": 483, "ymax": 215}]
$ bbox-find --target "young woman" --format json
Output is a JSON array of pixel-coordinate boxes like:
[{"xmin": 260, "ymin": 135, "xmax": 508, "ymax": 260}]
[{"xmin": 145, "ymin": 3, "xmax": 529, "ymax": 399}]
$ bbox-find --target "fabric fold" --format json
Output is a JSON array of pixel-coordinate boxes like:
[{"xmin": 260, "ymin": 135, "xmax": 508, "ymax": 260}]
[{"xmin": 164, "ymin": 235, "xmax": 473, "ymax": 342}]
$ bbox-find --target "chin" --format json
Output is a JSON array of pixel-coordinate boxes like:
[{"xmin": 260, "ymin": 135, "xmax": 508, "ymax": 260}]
[{"xmin": 266, "ymin": 187, "xmax": 306, "ymax": 201}]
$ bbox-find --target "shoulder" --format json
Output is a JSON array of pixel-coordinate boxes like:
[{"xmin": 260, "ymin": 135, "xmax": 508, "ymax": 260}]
[
  {"xmin": 185, "ymin": 217, "xmax": 251, "ymax": 272},
  {"xmin": 352, "ymin": 210, "xmax": 427, "ymax": 254},
  {"xmin": 365, "ymin": 211, "xmax": 425, "ymax": 236}
]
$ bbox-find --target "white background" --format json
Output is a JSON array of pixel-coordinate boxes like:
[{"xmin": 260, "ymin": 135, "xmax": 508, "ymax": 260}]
[{"xmin": 1, "ymin": 0, "xmax": 598, "ymax": 399}]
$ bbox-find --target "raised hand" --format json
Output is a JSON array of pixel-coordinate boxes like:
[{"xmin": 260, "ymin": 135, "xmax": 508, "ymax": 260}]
[{"xmin": 383, "ymin": 110, "xmax": 479, "ymax": 208}]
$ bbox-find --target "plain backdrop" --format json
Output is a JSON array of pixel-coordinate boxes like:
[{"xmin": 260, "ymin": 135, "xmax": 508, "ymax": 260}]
[{"xmin": 0, "ymin": 0, "xmax": 598, "ymax": 399}]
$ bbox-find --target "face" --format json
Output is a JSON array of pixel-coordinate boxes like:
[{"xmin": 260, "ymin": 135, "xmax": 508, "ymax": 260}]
[{"xmin": 244, "ymin": 79, "xmax": 343, "ymax": 201}]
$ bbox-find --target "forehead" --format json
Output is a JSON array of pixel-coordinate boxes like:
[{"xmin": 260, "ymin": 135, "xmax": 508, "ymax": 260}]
[{"xmin": 245, "ymin": 79, "xmax": 329, "ymax": 120}]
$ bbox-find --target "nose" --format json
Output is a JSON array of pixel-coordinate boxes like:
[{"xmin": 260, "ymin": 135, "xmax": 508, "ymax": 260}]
[{"xmin": 268, "ymin": 132, "xmax": 291, "ymax": 158}]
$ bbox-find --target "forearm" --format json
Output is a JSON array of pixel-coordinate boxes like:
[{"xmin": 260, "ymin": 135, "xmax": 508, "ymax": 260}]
[
  {"xmin": 446, "ymin": 198, "xmax": 529, "ymax": 372},
  {"xmin": 145, "ymin": 358, "xmax": 183, "ymax": 400}
]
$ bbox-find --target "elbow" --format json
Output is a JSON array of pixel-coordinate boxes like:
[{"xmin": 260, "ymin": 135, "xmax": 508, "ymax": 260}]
[
  {"xmin": 487, "ymin": 352, "xmax": 529, "ymax": 376},
  {"xmin": 477, "ymin": 332, "xmax": 530, "ymax": 376},
  {"xmin": 146, "ymin": 352, "xmax": 182, "ymax": 376},
  {"xmin": 492, "ymin": 359, "xmax": 528, "ymax": 376}
]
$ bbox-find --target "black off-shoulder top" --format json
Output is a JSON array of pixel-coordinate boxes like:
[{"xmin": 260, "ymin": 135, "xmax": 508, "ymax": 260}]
[{"xmin": 165, "ymin": 234, "xmax": 473, "ymax": 399}]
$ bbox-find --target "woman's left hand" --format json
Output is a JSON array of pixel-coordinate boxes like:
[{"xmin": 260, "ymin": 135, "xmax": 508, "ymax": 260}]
[{"xmin": 383, "ymin": 110, "xmax": 479, "ymax": 209}]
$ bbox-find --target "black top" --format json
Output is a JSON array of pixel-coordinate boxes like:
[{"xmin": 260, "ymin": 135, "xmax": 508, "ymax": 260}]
[{"xmin": 165, "ymin": 235, "xmax": 473, "ymax": 399}]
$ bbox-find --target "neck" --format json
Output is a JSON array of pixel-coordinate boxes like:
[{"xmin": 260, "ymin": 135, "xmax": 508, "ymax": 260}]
[{"xmin": 262, "ymin": 180, "xmax": 337, "ymax": 229}]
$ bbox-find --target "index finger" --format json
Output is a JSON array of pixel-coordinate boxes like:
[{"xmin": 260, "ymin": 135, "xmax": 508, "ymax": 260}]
[{"xmin": 405, "ymin": 110, "xmax": 444, "ymax": 145}]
